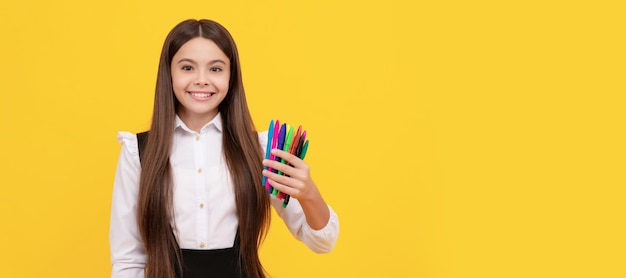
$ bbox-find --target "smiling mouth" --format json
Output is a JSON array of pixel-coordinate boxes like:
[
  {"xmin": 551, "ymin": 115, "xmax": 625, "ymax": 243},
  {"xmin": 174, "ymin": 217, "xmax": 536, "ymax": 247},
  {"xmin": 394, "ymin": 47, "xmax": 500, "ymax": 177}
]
[{"xmin": 188, "ymin": 91, "xmax": 216, "ymax": 99}]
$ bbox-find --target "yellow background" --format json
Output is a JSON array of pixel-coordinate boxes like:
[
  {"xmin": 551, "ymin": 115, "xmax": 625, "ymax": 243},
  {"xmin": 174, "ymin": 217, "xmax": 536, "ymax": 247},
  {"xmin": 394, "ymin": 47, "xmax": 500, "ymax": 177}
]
[{"xmin": 1, "ymin": 0, "xmax": 624, "ymax": 277}]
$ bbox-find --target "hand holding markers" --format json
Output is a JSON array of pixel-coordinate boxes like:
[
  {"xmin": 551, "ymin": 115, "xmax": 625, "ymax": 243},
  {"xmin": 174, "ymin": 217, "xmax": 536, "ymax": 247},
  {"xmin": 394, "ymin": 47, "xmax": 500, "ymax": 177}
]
[{"xmin": 262, "ymin": 119, "xmax": 311, "ymax": 208}]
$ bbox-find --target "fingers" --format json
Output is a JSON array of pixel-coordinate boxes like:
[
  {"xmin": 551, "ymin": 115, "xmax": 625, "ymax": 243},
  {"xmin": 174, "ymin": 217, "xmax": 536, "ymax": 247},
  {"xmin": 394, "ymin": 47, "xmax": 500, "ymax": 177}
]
[
  {"xmin": 262, "ymin": 148, "xmax": 312, "ymax": 200},
  {"xmin": 269, "ymin": 149, "xmax": 306, "ymax": 168},
  {"xmin": 265, "ymin": 178, "xmax": 289, "ymax": 195},
  {"xmin": 263, "ymin": 149, "xmax": 309, "ymax": 177},
  {"xmin": 264, "ymin": 159, "xmax": 294, "ymax": 177},
  {"xmin": 262, "ymin": 169, "xmax": 301, "ymax": 192}
]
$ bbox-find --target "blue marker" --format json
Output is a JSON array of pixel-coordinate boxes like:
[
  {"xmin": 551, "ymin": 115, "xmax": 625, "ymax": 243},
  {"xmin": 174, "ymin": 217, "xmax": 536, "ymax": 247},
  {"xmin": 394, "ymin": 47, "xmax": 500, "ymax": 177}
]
[{"xmin": 262, "ymin": 119, "xmax": 274, "ymax": 189}]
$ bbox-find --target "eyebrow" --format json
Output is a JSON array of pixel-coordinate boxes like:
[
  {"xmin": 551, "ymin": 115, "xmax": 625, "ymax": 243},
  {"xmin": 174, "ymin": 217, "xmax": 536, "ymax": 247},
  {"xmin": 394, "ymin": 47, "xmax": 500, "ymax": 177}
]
[{"xmin": 176, "ymin": 58, "xmax": 227, "ymax": 65}]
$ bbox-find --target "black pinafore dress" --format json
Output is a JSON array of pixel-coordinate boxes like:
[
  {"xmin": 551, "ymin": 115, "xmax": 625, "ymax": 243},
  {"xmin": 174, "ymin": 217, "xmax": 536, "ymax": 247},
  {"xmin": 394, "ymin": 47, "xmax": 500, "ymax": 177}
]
[{"xmin": 176, "ymin": 231, "xmax": 244, "ymax": 278}]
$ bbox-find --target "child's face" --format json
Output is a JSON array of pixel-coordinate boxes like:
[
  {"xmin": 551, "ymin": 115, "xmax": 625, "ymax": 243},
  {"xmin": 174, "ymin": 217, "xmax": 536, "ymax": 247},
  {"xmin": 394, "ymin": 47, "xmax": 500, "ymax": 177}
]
[{"xmin": 171, "ymin": 37, "xmax": 231, "ymax": 124}]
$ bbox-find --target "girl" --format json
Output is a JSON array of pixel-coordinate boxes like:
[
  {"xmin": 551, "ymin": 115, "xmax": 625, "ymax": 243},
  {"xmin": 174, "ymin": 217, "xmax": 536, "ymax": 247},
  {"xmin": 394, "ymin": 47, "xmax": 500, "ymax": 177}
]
[{"xmin": 110, "ymin": 19, "xmax": 339, "ymax": 278}]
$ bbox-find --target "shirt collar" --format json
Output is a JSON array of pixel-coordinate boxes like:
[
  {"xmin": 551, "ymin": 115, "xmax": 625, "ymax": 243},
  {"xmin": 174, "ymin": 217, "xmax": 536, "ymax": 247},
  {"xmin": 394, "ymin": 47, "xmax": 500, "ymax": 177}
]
[{"xmin": 174, "ymin": 113, "xmax": 223, "ymax": 133}]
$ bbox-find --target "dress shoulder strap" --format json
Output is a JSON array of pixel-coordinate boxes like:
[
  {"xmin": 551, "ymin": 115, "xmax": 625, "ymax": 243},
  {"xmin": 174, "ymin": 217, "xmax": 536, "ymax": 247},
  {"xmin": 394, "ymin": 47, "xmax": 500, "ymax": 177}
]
[{"xmin": 136, "ymin": 131, "xmax": 149, "ymax": 165}]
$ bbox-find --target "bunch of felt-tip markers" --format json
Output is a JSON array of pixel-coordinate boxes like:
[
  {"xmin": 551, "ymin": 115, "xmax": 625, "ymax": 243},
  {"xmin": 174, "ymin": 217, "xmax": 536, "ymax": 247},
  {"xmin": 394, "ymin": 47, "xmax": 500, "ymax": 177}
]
[{"xmin": 262, "ymin": 119, "xmax": 309, "ymax": 208}]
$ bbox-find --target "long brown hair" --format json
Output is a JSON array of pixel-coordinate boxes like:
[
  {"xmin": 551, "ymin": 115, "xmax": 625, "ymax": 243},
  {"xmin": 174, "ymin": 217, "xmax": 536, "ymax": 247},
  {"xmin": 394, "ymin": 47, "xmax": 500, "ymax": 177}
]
[{"xmin": 137, "ymin": 19, "xmax": 271, "ymax": 278}]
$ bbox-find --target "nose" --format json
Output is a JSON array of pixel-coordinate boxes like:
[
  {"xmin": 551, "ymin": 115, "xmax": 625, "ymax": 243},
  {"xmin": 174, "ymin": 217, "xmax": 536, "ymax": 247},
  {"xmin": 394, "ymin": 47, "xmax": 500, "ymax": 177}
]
[
  {"xmin": 195, "ymin": 71, "xmax": 210, "ymax": 86},
  {"xmin": 195, "ymin": 78, "xmax": 209, "ymax": 86}
]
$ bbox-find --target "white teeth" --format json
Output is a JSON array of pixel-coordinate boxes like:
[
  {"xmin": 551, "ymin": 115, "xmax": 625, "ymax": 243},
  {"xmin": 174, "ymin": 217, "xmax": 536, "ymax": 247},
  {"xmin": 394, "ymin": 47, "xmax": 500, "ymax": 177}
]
[{"xmin": 190, "ymin": 92, "xmax": 213, "ymax": 98}]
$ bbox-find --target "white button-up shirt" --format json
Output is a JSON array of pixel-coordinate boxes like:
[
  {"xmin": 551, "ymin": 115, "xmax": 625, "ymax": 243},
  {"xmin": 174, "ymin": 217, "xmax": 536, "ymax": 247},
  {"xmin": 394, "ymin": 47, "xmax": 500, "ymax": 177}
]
[{"xmin": 110, "ymin": 114, "xmax": 339, "ymax": 277}]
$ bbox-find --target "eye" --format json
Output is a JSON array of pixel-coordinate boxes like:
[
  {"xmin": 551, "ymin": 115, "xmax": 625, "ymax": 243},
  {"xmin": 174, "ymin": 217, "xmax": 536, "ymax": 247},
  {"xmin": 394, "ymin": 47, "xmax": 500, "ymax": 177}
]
[
  {"xmin": 210, "ymin": 67, "xmax": 222, "ymax": 72},
  {"xmin": 182, "ymin": 65, "xmax": 193, "ymax": 71}
]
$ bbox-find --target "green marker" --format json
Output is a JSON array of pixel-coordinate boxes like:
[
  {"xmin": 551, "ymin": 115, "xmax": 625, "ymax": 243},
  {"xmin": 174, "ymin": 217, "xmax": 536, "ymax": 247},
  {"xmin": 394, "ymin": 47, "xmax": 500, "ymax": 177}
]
[
  {"xmin": 282, "ymin": 124, "xmax": 295, "ymax": 159},
  {"xmin": 299, "ymin": 139, "xmax": 309, "ymax": 160}
]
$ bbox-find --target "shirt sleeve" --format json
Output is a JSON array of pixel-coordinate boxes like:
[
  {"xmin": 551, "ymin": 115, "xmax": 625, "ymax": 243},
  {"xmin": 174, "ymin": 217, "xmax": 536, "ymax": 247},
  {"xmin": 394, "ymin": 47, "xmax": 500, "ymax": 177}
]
[
  {"xmin": 258, "ymin": 131, "xmax": 340, "ymax": 253},
  {"xmin": 110, "ymin": 132, "xmax": 146, "ymax": 277}
]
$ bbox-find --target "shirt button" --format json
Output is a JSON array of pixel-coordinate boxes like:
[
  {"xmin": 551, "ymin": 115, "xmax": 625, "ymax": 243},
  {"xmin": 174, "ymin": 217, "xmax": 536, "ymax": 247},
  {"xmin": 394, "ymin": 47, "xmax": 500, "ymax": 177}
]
[
  {"xmin": 195, "ymin": 135, "xmax": 200, "ymax": 141},
  {"xmin": 199, "ymin": 203, "xmax": 204, "ymax": 208},
  {"xmin": 199, "ymin": 242, "xmax": 205, "ymax": 248},
  {"xmin": 197, "ymin": 168, "xmax": 202, "ymax": 173}
]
